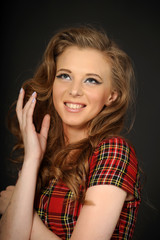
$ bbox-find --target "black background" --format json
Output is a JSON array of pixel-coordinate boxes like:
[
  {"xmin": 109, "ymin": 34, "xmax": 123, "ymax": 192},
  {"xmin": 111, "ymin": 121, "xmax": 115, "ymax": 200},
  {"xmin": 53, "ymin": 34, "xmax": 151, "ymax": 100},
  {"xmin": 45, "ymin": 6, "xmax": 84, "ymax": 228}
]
[{"xmin": 1, "ymin": 1, "xmax": 160, "ymax": 239}]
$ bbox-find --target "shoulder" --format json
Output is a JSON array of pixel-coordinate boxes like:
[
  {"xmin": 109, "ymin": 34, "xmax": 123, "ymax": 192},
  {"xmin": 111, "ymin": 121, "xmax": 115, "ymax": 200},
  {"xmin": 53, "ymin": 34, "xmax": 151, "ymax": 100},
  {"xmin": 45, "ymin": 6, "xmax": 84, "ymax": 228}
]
[
  {"xmin": 88, "ymin": 136, "xmax": 140, "ymax": 198},
  {"xmin": 97, "ymin": 136, "xmax": 134, "ymax": 149},
  {"xmin": 92, "ymin": 136, "xmax": 136, "ymax": 162}
]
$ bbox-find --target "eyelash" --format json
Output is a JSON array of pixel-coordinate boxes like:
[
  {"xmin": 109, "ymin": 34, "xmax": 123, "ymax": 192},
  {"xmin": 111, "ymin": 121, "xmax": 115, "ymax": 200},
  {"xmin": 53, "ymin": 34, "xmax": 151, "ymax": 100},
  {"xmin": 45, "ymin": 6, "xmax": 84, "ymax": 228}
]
[
  {"xmin": 85, "ymin": 78, "xmax": 101, "ymax": 85},
  {"xmin": 56, "ymin": 73, "xmax": 70, "ymax": 80},
  {"xmin": 56, "ymin": 74, "xmax": 101, "ymax": 85}
]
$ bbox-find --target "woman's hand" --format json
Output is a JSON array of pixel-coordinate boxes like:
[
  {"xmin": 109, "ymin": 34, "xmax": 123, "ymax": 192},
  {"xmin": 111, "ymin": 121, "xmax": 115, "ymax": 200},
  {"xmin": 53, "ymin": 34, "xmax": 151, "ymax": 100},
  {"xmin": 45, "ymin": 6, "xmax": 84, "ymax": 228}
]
[
  {"xmin": 0, "ymin": 186, "xmax": 15, "ymax": 215},
  {"xmin": 16, "ymin": 88, "xmax": 50, "ymax": 167},
  {"xmin": 0, "ymin": 90, "xmax": 51, "ymax": 240}
]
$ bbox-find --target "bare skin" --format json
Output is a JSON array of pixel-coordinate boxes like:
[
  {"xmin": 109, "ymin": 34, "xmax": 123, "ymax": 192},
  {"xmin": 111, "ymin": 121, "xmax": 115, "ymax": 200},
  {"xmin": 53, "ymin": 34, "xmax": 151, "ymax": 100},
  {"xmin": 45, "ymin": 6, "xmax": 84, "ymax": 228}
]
[{"xmin": 0, "ymin": 48, "xmax": 129, "ymax": 240}]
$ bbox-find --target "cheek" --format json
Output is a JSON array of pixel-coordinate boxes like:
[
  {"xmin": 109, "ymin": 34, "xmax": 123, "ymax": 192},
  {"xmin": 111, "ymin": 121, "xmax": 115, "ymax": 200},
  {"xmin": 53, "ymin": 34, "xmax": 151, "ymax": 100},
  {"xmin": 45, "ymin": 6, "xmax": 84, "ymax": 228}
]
[
  {"xmin": 52, "ymin": 84, "xmax": 60, "ymax": 107},
  {"xmin": 88, "ymin": 90, "xmax": 108, "ymax": 107},
  {"xmin": 53, "ymin": 81, "xmax": 68, "ymax": 95},
  {"xmin": 53, "ymin": 82, "xmax": 62, "ymax": 99}
]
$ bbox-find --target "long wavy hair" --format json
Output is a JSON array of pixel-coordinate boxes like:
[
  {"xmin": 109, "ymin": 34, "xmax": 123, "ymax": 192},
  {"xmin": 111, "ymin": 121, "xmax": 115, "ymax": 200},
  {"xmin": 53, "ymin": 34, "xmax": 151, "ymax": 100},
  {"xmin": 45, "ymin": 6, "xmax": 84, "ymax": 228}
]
[{"xmin": 8, "ymin": 25, "xmax": 136, "ymax": 202}]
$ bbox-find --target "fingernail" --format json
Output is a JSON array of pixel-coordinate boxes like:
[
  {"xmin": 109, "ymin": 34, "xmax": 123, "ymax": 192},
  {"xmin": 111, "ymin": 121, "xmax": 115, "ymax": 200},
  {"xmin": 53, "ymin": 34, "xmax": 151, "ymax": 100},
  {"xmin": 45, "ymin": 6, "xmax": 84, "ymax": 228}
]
[
  {"xmin": 32, "ymin": 91, "xmax": 36, "ymax": 96},
  {"xmin": 32, "ymin": 97, "xmax": 36, "ymax": 103},
  {"xmin": 20, "ymin": 88, "xmax": 23, "ymax": 93}
]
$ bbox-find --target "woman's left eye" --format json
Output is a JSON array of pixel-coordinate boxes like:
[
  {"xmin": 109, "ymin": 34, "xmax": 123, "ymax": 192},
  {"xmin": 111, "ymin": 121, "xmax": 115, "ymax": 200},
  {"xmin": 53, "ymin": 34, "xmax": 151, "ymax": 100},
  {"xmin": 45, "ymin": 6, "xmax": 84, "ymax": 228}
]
[{"xmin": 85, "ymin": 78, "xmax": 101, "ymax": 85}]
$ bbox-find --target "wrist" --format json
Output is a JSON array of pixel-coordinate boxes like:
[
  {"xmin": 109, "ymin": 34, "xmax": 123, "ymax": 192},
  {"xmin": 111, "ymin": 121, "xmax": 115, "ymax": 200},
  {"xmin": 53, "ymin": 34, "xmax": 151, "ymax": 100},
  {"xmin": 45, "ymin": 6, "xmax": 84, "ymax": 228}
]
[{"xmin": 22, "ymin": 157, "xmax": 40, "ymax": 175}]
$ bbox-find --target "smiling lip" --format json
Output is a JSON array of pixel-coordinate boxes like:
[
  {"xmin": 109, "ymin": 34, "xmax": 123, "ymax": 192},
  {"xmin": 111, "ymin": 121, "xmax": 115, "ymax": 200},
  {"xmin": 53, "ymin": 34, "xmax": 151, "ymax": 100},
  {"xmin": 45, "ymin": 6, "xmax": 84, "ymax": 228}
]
[{"xmin": 64, "ymin": 102, "xmax": 86, "ymax": 112}]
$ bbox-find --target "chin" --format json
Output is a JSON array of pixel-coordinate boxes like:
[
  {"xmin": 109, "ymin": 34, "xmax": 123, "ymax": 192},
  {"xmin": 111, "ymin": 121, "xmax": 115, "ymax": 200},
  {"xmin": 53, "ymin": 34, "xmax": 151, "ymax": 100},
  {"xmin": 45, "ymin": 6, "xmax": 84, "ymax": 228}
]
[{"xmin": 63, "ymin": 121, "xmax": 88, "ymax": 130}]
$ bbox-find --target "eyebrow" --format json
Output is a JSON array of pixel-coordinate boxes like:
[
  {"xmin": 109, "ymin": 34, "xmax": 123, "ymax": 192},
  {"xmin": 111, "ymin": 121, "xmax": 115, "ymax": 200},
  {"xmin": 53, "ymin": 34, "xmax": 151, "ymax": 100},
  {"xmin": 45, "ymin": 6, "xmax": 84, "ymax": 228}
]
[
  {"xmin": 57, "ymin": 68, "xmax": 103, "ymax": 81},
  {"xmin": 86, "ymin": 73, "xmax": 103, "ymax": 81},
  {"xmin": 57, "ymin": 68, "xmax": 72, "ymax": 73}
]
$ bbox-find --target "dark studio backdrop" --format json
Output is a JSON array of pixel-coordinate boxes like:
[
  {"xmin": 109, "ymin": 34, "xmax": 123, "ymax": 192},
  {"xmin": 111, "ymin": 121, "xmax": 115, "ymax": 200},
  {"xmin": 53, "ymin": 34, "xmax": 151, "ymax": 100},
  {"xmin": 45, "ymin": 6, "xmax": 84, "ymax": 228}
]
[{"xmin": 1, "ymin": 1, "xmax": 160, "ymax": 239}]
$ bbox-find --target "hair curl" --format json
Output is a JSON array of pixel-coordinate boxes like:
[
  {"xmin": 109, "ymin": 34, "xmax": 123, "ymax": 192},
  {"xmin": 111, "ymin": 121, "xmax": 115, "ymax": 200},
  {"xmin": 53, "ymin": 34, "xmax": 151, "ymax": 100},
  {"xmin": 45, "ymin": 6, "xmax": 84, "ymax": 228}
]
[{"xmin": 8, "ymin": 25, "xmax": 136, "ymax": 202}]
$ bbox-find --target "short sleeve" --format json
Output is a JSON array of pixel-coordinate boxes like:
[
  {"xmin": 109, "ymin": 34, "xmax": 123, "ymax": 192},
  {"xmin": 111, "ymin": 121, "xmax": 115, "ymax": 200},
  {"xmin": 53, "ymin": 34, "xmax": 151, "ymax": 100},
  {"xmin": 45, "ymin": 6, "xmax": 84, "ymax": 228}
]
[{"xmin": 87, "ymin": 137, "xmax": 140, "ymax": 200}]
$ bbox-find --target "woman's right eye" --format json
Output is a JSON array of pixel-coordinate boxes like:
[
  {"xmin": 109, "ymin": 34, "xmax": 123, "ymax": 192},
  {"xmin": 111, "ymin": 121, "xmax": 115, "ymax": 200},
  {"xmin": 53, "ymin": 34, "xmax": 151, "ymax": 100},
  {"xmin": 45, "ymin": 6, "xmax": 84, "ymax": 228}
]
[{"xmin": 56, "ymin": 73, "xmax": 71, "ymax": 80}]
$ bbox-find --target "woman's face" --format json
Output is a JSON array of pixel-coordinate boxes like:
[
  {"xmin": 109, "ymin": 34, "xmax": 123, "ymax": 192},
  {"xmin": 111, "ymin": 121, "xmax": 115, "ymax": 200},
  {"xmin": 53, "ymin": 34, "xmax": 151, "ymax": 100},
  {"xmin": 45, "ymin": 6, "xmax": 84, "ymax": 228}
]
[{"xmin": 52, "ymin": 46, "xmax": 117, "ymax": 134}]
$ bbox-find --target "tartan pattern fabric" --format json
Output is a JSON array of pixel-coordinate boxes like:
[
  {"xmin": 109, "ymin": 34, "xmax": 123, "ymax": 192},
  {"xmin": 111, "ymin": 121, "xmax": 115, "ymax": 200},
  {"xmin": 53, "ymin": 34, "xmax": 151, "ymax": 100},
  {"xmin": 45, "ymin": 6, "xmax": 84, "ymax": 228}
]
[{"xmin": 36, "ymin": 137, "xmax": 141, "ymax": 239}]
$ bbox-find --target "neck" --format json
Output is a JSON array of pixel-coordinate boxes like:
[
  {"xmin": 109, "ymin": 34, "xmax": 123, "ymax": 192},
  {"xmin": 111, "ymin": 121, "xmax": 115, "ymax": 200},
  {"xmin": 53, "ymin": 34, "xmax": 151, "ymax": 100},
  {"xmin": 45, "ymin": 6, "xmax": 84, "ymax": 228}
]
[{"xmin": 63, "ymin": 125, "xmax": 88, "ymax": 144}]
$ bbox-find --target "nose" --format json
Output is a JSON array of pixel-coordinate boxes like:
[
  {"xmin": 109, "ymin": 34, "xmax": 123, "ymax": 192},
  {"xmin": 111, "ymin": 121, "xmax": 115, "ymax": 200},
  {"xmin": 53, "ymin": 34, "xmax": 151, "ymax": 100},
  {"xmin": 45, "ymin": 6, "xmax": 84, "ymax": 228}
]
[{"xmin": 69, "ymin": 81, "xmax": 83, "ymax": 97}]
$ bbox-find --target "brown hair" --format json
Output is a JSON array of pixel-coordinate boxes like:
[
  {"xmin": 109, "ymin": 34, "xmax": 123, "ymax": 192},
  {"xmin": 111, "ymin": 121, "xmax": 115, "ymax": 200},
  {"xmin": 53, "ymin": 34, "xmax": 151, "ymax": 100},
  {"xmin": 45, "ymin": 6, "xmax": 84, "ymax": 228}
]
[{"xmin": 8, "ymin": 25, "xmax": 136, "ymax": 202}]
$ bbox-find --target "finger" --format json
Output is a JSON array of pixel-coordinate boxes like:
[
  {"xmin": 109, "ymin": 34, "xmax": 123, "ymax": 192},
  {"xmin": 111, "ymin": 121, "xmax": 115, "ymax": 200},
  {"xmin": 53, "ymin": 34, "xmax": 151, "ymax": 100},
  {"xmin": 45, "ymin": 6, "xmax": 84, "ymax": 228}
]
[
  {"xmin": 22, "ymin": 91, "xmax": 37, "ymax": 128},
  {"xmin": 6, "ymin": 186, "xmax": 15, "ymax": 191},
  {"xmin": 18, "ymin": 170, "xmax": 21, "ymax": 177},
  {"xmin": 25, "ymin": 95, "xmax": 37, "ymax": 128},
  {"xmin": 0, "ymin": 190, "xmax": 6, "ymax": 197},
  {"xmin": 40, "ymin": 114, "xmax": 50, "ymax": 140},
  {"xmin": 16, "ymin": 88, "xmax": 25, "ymax": 126},
  {"xmin": 23, "ymin": 91, "xmax": 37, "ymax": 113},
  {"xmin": 16, "ymin": 89, "xmax": 36, "ymax": 128}
]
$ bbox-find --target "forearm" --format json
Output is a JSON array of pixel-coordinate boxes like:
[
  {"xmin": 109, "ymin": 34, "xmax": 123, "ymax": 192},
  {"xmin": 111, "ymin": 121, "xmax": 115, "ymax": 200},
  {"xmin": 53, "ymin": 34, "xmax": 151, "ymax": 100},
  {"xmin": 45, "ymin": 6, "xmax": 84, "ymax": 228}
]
[
  {"xmin": 30, "ymin": 212, "xmax": 61, "ymax": 240},
  {"xmin": 0, "ymin": 159, "xmax": 38, "ymax": 240}
]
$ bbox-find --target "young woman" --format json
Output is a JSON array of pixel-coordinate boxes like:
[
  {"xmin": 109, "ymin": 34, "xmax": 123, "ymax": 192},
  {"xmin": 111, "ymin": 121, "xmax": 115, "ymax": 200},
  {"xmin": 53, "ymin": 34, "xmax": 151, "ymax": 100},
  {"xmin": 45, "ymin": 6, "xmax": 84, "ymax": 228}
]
[{"xmin": 0, "ymin": 25, "xmax": 141, "ymax": 239}]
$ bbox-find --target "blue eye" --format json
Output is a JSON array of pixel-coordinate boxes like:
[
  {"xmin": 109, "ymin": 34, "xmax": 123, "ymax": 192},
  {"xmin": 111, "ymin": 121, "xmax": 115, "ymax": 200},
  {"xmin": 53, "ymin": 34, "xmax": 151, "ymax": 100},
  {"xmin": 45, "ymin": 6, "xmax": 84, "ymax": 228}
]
[
  {"xmin": 56, "ymin": 73, "xmax": 71, "ymax": 80},
  {"xmin": 85, "ymin": 78, "xmax": 101, "ymax": 85}
]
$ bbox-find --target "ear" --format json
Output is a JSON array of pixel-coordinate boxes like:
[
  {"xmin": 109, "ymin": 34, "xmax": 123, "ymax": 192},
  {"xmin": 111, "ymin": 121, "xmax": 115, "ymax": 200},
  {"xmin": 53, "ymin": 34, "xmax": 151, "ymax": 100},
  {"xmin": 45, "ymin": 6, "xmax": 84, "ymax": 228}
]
[{"xmin": 105, "ymin": 90, "xmax": 118, "ymax": 106}]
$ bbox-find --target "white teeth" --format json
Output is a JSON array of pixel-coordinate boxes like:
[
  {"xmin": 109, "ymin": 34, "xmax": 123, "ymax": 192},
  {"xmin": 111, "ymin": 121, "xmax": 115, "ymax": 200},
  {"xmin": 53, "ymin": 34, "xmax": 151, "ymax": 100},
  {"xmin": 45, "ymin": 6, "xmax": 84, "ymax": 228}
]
[{"xmin": 65, "ymin": 103, "xmax": 84, "ymax": 109}]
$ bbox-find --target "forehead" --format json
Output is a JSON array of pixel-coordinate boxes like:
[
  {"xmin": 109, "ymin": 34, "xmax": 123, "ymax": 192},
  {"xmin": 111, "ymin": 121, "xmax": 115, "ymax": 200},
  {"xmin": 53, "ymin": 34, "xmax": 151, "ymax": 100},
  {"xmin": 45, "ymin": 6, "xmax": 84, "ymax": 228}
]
[{"xmin": 56, "ymin": 46, "xmax": 111, "ymax": 76}]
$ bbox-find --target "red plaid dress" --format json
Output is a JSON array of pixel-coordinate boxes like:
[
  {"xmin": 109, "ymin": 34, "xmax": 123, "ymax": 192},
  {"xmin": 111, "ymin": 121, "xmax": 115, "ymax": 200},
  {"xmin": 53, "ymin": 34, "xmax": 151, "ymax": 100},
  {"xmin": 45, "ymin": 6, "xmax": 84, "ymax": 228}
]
[{"xmin": 36, "ymin": 137, "xmax": 141, "ymax": 239}]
